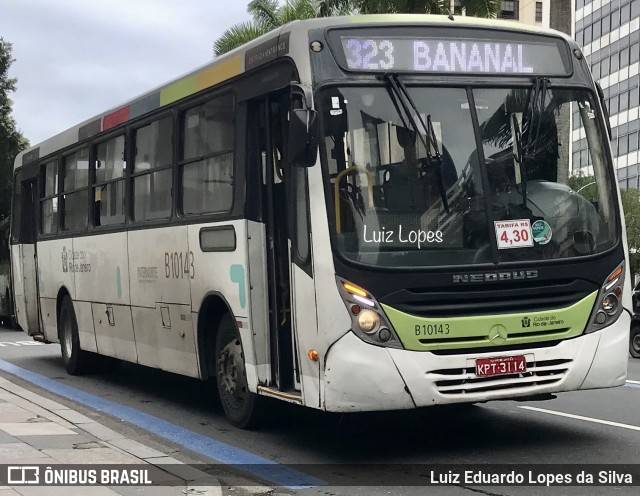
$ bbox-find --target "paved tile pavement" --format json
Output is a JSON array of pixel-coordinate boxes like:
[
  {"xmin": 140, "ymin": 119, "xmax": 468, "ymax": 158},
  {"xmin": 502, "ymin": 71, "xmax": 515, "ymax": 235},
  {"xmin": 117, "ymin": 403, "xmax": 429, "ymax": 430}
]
[{"xmin": 0, "ymin": 375, "xmax": 221, "ymax": 495}]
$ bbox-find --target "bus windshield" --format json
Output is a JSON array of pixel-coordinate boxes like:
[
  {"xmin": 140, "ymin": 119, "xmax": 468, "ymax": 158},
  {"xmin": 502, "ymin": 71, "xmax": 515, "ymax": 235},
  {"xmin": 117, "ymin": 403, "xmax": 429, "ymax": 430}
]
[{"xmin": 321, "ymin": 84, "xmax": 617, "ymax": 267}]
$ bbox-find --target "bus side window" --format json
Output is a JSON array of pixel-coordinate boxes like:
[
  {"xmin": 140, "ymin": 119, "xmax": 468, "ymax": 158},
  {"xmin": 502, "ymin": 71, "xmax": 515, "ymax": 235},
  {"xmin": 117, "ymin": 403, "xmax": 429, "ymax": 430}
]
[
  {"xmin": 40, "ymin": 160, "xmax": 58, "ymax": 234},
  {"xmin": 93, "ymin": 135, "xmax": 126, "ymax": 227},
  {"xmin": 61, "ymin": 148, "xmax": 89, "ymax": 232},
  {"xmin": 132, "ymin": 117, "xmax": 173, "ymax": 222},
  {"xmin": 180, "ymin": 94, "xmax": 234, "ymax": 216}
]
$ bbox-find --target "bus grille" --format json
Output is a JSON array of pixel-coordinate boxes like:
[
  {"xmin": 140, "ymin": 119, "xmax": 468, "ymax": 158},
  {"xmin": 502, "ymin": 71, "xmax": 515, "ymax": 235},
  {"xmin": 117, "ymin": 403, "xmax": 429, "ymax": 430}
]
[
  {"xmin": 380, "ymin": 279, "xmax": 596, "ymax": 318},
  {"xmin": 430, "ymin": 358, "xmax": 571, "ymax": 396}
]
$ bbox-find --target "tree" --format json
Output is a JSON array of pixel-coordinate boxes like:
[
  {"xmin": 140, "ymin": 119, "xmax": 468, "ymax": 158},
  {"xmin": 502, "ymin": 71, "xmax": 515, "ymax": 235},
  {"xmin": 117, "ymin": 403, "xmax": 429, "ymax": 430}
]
[
  {"xmin": 567, "ymin": 171, "xmax": 598, "ymax": 203},
  {"xmin": 317, "ymin": 0, "xmax": 501, "ymax": 17},
  {"xmin": 214, "ymin": 0, "xmax": 501, "ymax": 56},
  {"xmin": 0, "ymin": 38, "xmax": 28, "ymax": 221},
  {"xmin": 621, "ymin": 188, "xmax": 640, "ymax": 278},
  {"xmin": 214, "ymin": 0, "xmax": 319, "ymax": 56},
  {"xmin": 568, "ymin": 173, "xmax": 640, "ymax": 278}
]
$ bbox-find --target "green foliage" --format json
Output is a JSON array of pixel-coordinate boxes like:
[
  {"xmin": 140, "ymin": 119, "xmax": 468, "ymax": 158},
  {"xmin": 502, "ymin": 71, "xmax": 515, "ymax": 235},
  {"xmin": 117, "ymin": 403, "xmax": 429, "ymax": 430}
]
[
  {"xmin": 567, "ymin": 174, "xmax": 640, "ymax": 277},
  {"xmin": 0, "ymin": 38, "xmax": 28, "ymax": 221},
  {"xmin": 621, "ymin": 188, "xmax": 640, "ymax": 278},
  {"xmin": 567, "ymin": 171, "xmax": 598, "ymax": 203},
  {"xmin": 317, "ymin": 0, "xmax": 500, "ymax": 16},
  {"xmin": 215, "ymin": 0, "xmax": 502, "ymax": 56},
  {"xmin": 214, "ymin": 0, "xmax": 319, "ymax": 56}
]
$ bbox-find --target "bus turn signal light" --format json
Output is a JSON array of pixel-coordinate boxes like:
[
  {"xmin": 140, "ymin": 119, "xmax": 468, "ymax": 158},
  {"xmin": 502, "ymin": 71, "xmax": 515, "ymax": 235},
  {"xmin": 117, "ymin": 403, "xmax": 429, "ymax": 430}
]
[
  {"xmin": 607, "ymin": 265, "xmax": 623, "ymax": 282},
  {"xmin": 342, "ymin": 282, "xmax": 368, "ymax": 298},
  {"xmin": 307, "ymin": 350, "xmax": 319, "ymax": 361}
]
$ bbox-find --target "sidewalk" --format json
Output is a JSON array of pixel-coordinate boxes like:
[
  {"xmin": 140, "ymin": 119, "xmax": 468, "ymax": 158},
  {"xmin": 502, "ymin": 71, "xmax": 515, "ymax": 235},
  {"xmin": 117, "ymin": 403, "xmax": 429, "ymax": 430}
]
[{"xmin": 0, "ymin": 374, "xmax": 222, "ymax": 495}]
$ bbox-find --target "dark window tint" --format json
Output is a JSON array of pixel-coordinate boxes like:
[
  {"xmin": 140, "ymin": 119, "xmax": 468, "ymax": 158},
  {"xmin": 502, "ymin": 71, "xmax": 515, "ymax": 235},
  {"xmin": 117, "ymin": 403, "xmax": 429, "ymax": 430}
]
[
  {"xmin": 10, "ymin": 172, "xmax": 22, "ymax": 244},
  {"xmin": 133, "ymin": 169, "xmax": 172, "ymax": 221},
  {"xmin": 181, "ymin": 95, "xmax": 234, "ymax": 215},
  {"xmin": 62, "ymin": 148, "xmax": 89, "ymax": 231},
  {"xmin": 63, "ymin": 149, "xmax": 89, "ymax": 192},
  {"xmin": 40, "ymin": 160, "xmax": 58, "ymax": 234},
  {"xmin": 132, "ymin": 117, "xmax": 173, "ymax": 221},
  {"xmin": 134, "ymin": 117, "xmax": 172, "ymax": 172},
  {"xmin": 95, "ymin": 136, "xmax": 125, "ymax": 183},
  {"xmin": 94, "ymin": 135, "xmax": 126, "ymax": 226}
]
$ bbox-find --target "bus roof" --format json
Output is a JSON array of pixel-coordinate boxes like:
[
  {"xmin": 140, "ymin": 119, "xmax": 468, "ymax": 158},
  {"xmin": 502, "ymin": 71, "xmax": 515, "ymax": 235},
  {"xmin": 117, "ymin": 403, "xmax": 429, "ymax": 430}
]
[{"xmin": 14, "ymin": 14, "xmax": 573, "ymax": 170}]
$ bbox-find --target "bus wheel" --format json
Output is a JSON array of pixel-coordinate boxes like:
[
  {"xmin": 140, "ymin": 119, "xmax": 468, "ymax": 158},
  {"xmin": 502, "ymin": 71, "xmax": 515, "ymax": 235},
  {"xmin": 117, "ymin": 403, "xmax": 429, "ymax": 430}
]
[
  {"xmin": 631, "ymin": 326, "xmax": 640, "ymax": 359},
  {"xmin": 215, "ymin": 314, "xmax": 263, "ymax": 428},
  {"xmin": 59, "ymin": 296, "xmax": 89, "ymax": 375}
]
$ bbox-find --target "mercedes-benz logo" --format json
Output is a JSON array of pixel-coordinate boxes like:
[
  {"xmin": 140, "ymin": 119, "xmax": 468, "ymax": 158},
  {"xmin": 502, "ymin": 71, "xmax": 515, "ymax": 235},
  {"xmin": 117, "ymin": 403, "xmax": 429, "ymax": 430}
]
[{"xmin": 489, "ymin": 324, "xmax": 508, "ymax": 345}]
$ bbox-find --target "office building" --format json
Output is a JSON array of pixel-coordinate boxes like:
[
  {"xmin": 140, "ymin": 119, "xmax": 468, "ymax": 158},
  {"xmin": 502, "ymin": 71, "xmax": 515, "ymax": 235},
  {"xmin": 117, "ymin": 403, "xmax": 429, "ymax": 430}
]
[{"xmin": 573, "ymin": 0, "xmax": 640, "ymax": 188}]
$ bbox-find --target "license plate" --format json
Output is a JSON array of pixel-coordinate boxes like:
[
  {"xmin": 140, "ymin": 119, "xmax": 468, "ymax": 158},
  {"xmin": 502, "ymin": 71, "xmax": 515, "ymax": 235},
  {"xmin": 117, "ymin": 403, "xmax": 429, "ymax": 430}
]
[{"xmin": 475, "ymin": 355, "xmax": 527, "ymax": 377}]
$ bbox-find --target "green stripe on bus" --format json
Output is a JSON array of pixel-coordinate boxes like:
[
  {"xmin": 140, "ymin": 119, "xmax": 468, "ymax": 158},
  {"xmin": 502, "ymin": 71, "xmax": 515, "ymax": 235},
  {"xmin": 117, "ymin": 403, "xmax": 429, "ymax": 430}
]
[
  {"xmin": 160, "ymin": 76, "xmax": 198, "ymax": 106},
  {"xmin": 382, "ymin": 291, "xmax": 598, "ymax": 351}
]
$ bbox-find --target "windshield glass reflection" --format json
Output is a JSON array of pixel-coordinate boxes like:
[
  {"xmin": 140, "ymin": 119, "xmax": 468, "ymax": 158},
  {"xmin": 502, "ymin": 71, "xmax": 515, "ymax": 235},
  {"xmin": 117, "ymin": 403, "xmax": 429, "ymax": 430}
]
[{"xmin": 320, "ymin": 85, "xmax": 616, "ymax": 267}]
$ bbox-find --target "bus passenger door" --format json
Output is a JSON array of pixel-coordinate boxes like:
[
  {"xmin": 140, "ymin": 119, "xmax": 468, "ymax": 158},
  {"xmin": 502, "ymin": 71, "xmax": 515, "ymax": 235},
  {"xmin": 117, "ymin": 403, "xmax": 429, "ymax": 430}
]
[
  {"xmin": 249, "ymin": 92, "xmax": 299, "ymax": 391},
  {"xmin": 14, "ymin": 177, "xmax": 41, "ymax": 335}
]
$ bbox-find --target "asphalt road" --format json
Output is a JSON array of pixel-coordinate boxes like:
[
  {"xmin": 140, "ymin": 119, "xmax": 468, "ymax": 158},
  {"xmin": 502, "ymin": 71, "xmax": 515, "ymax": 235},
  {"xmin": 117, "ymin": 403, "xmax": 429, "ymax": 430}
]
[{"xmin": 0, "ymin": 326, "xmax": 638, "ymax": 496}]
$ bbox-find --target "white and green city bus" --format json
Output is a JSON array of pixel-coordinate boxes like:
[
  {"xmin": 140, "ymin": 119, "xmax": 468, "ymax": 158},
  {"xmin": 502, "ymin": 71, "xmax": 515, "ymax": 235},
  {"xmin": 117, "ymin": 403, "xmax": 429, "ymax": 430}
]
[{"xmin": 10, "ymin": 15, "xmax": 631, "ymax": 427}]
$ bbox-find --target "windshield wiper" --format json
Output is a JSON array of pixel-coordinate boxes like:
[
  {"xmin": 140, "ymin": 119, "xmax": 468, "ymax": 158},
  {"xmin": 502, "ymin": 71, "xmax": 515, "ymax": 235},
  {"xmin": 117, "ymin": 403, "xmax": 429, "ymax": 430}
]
[
  {"xmin": 383, "ymin": 73, "xmax": 449, "ymax": 212},
  {"xmin": 512, "ymin": 77, "xmax": 549, "ymax": 208}
]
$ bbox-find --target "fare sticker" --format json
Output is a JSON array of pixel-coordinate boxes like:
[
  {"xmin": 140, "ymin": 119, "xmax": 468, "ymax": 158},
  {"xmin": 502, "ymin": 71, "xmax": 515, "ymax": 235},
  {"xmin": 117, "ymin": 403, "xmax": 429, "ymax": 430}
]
[{"xmin": 495, "ymin": 219, "xmax": 534, "ymax": 249}]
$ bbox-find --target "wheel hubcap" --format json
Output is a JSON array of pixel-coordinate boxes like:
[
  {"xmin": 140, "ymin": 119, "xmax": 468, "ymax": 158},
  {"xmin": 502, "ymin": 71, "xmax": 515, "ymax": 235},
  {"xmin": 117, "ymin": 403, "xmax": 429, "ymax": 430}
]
[
  {"xmin": 633, "ymin": 334, "xmax": 640, "ymax": 353},
  {"xmin": 218, "ymin": 338, "xmax": 243, "ymax": 397}
]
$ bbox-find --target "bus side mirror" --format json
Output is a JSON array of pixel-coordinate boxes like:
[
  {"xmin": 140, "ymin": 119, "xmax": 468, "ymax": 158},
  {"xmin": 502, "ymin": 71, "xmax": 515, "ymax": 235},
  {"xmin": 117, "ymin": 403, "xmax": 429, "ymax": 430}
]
[{"xmin": 289, "ymin": 109, "xmax": 318, "ymax": 167}]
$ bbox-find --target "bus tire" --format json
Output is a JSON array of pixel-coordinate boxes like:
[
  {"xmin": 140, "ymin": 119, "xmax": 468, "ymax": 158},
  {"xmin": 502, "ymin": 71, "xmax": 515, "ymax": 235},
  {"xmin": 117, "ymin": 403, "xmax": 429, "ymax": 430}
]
[
  {"xmin": 630, "ymin": 325, "xmax": 640, "ymax": 359},
  {"xmin": 215, "ymin": 313, "xmax": 264, "ymax": 429},
  {"xmin": 59, "ymin": 296, "xmax": 90, "ymax": 375}
]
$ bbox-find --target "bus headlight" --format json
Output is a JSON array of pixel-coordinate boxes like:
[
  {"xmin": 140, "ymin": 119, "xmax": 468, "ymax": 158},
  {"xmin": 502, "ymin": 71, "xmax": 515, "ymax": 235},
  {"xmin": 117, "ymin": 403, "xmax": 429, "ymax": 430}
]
[
  {"xmin": 585, "ymin": 262, "xmax": 625, "ymax": 333},
  {"xmin": 336, "ymin": 277, "xmax": 402, "ymax": 348},
  {"xmin": 357, "ymin": 310, "xmax": 379, "ymax": 333},
  {"xmin": 601, "ymin": 293, "xmax": 618, "ymax": 314}
]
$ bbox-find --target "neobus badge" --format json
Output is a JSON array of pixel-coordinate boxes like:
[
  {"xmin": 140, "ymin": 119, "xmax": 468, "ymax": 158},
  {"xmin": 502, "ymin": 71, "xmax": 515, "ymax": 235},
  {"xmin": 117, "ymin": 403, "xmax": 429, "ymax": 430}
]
[{"xmin": 452, "ymin": 270, "xmax": 539, "ymax": 283}]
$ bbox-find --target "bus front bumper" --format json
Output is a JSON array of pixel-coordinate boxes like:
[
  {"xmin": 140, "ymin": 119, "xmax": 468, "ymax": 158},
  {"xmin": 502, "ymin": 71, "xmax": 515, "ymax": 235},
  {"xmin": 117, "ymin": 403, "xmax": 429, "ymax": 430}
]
[{"xmin": 322, "ymin": 312, "xmax": 630, "ymax": 412}]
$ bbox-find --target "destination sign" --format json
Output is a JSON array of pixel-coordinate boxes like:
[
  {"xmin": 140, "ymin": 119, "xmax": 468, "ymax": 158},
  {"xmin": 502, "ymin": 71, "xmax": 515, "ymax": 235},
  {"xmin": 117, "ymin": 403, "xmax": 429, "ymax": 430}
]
[{"xmin": 339, "ymin": 37, "xmax": 568, "ymax": 75}]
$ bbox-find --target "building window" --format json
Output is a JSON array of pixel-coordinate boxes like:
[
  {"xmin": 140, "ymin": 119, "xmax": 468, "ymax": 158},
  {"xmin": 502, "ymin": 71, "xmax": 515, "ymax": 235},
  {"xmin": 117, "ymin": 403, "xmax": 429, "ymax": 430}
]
[
  {"xmin": 500, "ymin": 1, "xmax": 519, "ymax": 20},
  {"xmin": 132, "ymin": 116, "xmax": 173, "ymax": 222},
  {"xmin": 94, "ymin": 135, "xmax": 126, "ymax": 227},
  {"xmin": 630, "ymin": 87, "xmax": 639, "ymax": 109},
  {"xmin": 180, "ymin": 95, "xmax": 234, "ymax": 215},
  {"xmin": 40, "ymin": 160, "xmax": 58, "ymax": 234},
  {"xmin": 536, "ymin": 2, "xmax": 543, "ymax": 22},
  {"xmin": 61, "ymin": 148, "xmax": 89, "ymax": 232}
]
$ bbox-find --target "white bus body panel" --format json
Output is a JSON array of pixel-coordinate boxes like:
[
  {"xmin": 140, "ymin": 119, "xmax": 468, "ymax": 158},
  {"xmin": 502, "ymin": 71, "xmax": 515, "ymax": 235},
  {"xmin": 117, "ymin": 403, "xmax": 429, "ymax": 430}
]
[
  {"xmin": 322, "ymin": 312, "xmax": 630, "ymax": 411},
  {"xmin": 246, "ymin": 220, "xmax": 271, "ymax": 385},
  {"xmin": 305, "ymin": 154, "xmax": 353, "ymax": 408},
  {"xmin": 19, "ymin": 244, "xmax": 39, "ymax": 333},
  {"xmin": 188, "ymin": 220, "xmax": 258, "ymax": 385},
  {"xmin": 74, "ymin": 232, "xmax": 129, "ymax": 356},
  {"xmin": 290, "ymin": 263, "xmax": 319, "ymax": 406},
  {"xmin": 128, "ymin": 225, "xmax": 196, "ymax": 377},
  {"xmin": 37, "ymin": 239, "xmax": 76, "ymax": 343}
]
